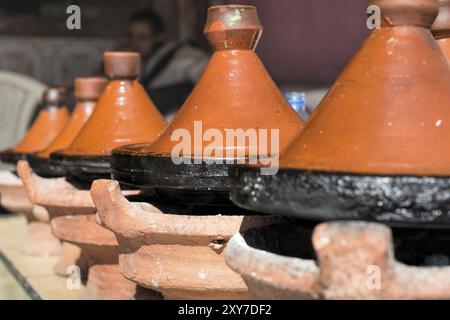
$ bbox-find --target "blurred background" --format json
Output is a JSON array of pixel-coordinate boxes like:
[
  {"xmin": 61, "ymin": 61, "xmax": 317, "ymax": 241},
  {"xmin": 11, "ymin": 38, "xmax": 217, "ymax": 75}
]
[
  {"xmin": 0, "ymin": 0, "xmax": 368, "ymax": 91},
  {"xmin": 0, "ymin": 0, "xmax": 369, "ymax": 162}
]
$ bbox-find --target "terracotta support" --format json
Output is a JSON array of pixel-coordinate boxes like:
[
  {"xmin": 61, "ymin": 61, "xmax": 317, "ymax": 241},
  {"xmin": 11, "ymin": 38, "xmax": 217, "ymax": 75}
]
[
  {"xmin": 92, "ymin": 179, "xmax": 278, "ymax": 300},
  {"xmin": 52, "ymin": 214, "xmax": 156, "ymax": 300},
  {"xmin": 225, "ymin": 221, "xmax": 450, "ymax": 300}
]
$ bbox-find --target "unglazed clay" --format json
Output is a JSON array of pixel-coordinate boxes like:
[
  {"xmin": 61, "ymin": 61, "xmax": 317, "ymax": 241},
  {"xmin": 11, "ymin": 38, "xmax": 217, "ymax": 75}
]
[
  {"xmin": 17, "ymin": 160, "xmax": 141, "ymax": 281},
  {"xmin": 225, "ymin": 221, "xmax": 450, "ymax": 299},
  {"xmin": 0, "ymin": 170, "xmax": 61, "ymax": 256},
  {"xmin": 0, "ymin": 87, "xmax": 69, "ymax": 164},
  {"xmin": 52, "ymin": 214, "xmax": 158, "ymax": 300},
  {"xmin": 92, "ymin": 179, "xmax": 278, "ymax": 300}
]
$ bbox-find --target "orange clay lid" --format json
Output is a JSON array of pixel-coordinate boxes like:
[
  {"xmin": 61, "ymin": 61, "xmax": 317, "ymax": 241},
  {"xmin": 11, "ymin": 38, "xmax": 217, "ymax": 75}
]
[
  {"xmin": 11, "ymin": 87, "xmax": 70, "ymax": 154},
  {"xmin": 35, "ymin": 77, "xmax": 107, "ymax": 158},
  {"xmin": 280, "ymin": 0, "xmax": 450, "ymax": 176},
  {"xmin": 59, "ymin": 52, "xmax": 167, "ymax": 157},
  {"xmin": 124, "ymin": 5, "xmax": 304, "ymax": 159},
  {"xmin": 432, "ymin": 0, "xmax": 450, "ymax": 59}
]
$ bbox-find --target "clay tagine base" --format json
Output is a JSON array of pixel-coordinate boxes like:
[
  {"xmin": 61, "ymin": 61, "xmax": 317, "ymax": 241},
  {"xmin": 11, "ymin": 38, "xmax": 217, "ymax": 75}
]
[
  {"xmin": 52, "ymin": 214, "xmax": 159, "ymax": 300},
  {"xmin": 17, "ymin": 160, "xmax": 142, "ymax": 277},
  {"xmin": 0, "ymin": 170, "xmax": 60, "ymax": 256},
  {"xmin": 22, "ymin": 220, "xmax": 62, "ymax": 256},
  {"xmin": 92, "ymin": 179, "xmax": 278, "ymax": 300},
  {"xmin": 230, "ymin": 166, "xmax": 450, "ymax": 228},
  {"xmin": 225, "ymin": 221, "xmax": 450, "ymax": 300},
  {"xmin": 0, "ymin": 170, "xmax": 34, "ymax": 216}
]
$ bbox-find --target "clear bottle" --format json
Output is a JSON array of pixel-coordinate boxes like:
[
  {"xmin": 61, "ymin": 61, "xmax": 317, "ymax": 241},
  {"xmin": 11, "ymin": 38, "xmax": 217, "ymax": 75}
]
[{"xmin": 284, "ymin": 92, "xmax": 309, "ymax": 121}]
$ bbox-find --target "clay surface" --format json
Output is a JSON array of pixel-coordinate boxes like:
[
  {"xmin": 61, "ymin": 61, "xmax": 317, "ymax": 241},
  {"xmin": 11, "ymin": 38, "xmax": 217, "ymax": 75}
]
[
  {"xmin": 0, "ymin": 170, "xmax": 33, "ymax": 216},
  {"xmin": 225, "ymin": 221, "xmax": 450, "ymax": 299},
  {"xmin": 52, "ymin": 214, "xmax": 151, "ymax": 300},
  {"xmin": 92, "ymin": 179, "xmax": 278, "ymax": 300},
  {"xmin": 279, "ymin": 0, "xmax": 450, "ymax": 176},
  {"xmin": 21, "ymin": 221, "xmax": 61, "ymax": 256}
]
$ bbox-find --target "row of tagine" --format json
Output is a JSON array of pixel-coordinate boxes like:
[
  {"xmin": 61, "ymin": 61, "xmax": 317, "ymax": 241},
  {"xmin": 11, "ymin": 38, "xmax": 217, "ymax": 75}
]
[{"xmin": 0, "ymin": 1, "xmax": 449, "ymax": 300}]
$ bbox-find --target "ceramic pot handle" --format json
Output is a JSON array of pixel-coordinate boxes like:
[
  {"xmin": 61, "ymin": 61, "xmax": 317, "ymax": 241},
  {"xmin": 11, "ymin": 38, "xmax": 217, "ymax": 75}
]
[{"xmin": 204, "ymin": 5, "xmax": 263, "ymax": 51}]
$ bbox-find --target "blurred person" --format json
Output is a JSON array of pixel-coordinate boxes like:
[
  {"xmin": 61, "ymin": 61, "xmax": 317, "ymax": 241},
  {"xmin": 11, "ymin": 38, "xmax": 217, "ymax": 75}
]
[{"xmin": 127, "ymin": 9, "xmax": 209, "ymax": 118}]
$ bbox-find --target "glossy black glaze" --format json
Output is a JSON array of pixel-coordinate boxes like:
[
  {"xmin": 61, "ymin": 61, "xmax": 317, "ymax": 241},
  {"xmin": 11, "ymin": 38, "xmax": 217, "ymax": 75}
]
[
  {"xmin": 27, "ymin": 154, "xmax": 66, "ymax": 178},
  {"xmin": 51, "ymin": 152, "xmax": 111, "ymax": 183},
  {"xmin": 0, "ymin": 150, "xmax": 28, "ymax": 165},
  {"xmin": 111, "ymin": 152, "xmax": 234, "ymax": 206},
  {"xmin": 230, "ymin": 166, "xmax": 450, "ymax": 228}
]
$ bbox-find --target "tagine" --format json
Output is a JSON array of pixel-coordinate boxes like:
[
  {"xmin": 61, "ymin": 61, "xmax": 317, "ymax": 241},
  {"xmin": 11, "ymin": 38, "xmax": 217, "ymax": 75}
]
[
  {"xmin": 111, "ymin": 5, "xmax": 304, "ymax": 206},
  {"xmin": 28, "ymin": 78, "xmax": 107, "ymax": 177},
  {"xmin": 0, "ymin": 87, "xmax": 69, "ymax": 164},
  {"xmin": 92, "ymin": 179, "xmax": 278, "ymax": 300},
  {"xmin": 53, "ymin": 52, "xmax": 166, "ymax": 182},
  {"xmin": 231, "ymin": 0, "xmax": 450, "ymax": 226}
]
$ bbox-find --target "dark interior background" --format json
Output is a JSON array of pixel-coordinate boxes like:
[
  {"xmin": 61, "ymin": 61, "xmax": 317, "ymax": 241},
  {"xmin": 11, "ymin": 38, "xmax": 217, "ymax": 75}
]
[{"xmin": 0, "ymin": 0, "xmax": 369, "ymax": 88}]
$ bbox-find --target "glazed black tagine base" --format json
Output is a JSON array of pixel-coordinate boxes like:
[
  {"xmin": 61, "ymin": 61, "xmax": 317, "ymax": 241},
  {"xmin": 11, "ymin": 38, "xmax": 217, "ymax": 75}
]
[
  {"xmin": 27, "ymin": 154, "xmax": 66, "ymax": 178},
  {"xmin": 111, "ymin": 152, "xmax": 236, "ymax": 207},
  {"xmin": 51, "ymin": 152, "xmax": 111, "ymax": 183},
  {"xmin": 0, "ymin": 150, "xmax": 28, "ymax": 165},
  {"xmin": 230, "ymin": 165, "xmax": 450, "ymax": 229}
]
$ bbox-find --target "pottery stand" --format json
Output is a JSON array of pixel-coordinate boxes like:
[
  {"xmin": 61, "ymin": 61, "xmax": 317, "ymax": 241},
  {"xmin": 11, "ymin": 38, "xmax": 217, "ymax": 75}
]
[
  {"xmin": 92, "ymin": 179, "xmax": 278, "ymax": 300},
  {"xmin": 51, "ymin": 215, "xmax": 159, "ymax": 300},
  {"xmin": 0, "ymin": 170, "xmax": 60, "ymax": 256},
  {"xmin": 17, "ymin": 161, "xmax": 155, "ymax": 299},
  {"xmin": 225, "ymin": 221, "xmax": 450, "ymax": 300},
  {"xmin": 18, "ymin": 160, "xmax": 94, "ymax": 275}
]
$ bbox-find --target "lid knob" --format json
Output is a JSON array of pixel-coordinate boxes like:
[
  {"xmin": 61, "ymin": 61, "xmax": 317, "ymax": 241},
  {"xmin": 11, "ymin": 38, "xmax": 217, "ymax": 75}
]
[
  {"xmin": 74, "ymin": 77, "xmax": 108, "ymax": 101},
  {"xmin": 369, "ymin": 0, "xmax": 439, "ymax": 28},
  {"xmin": 43, "ymin": 86, "xmax": 67, "ymax": 107},
  {"xmin": 204, "ymin": 5, "xmax": 263, "ymax": 51},
  {"xmin": 432, "ymin": 0, "xmax": 450, "ymax": 39},
  {"xmin": 104, "ymin": 52, "xmax": 141, "ymax": 79}
]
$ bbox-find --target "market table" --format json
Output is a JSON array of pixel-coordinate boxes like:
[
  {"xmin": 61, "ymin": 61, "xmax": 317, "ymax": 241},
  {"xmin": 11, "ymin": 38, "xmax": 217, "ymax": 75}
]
[{"xmin": 0, "ymin": 213, "xmax": 85, "ymax": 300}]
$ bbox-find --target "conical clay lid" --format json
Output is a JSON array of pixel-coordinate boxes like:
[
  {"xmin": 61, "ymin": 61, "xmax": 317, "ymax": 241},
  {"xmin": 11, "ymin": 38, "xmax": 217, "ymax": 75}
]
[
  {"xmin": 280, "ymin": 0, "xmax": 450, "ymax": 176},
  {"xmin": 127, "ymin": 5, "xmax": 303, "ymax": 159},
  {"xmin": 60, "ymin": 52, "xmax": 166, "ymax": 157},
  {"xmin": 4, "ymin": 87, "xmax": 69, "ymax": 155},
  {"xmin": 433, "ymin": 0, "xmax": 450, "ymax": 59},
  {"xmin": 36, "ymin": 77, "xmax": 107, "ymax": 158}
]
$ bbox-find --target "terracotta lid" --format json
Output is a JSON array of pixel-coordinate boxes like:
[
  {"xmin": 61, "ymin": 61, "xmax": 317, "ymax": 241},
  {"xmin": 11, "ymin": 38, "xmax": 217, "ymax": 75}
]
[
  {"xmin": 124, "ymin": 5, "xmax": 304, "ymax": 159},
  {"xmin": 432, "ymin": 0, "xmax": 450, "ymax": 39},
  {"xmin": 35, "ymin": 78, "xmax": 107, "ymax": 159},
  {"xmin": 0, "ymin": 87, "xmax": 70, "ymax": 162},
  {"xmin": 279, "ymin": 0, "xmax": 450, "ymax": 176},
  {"xmin": 58, "ymin": 52, "xmax": 166, "ymax": 157}
]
